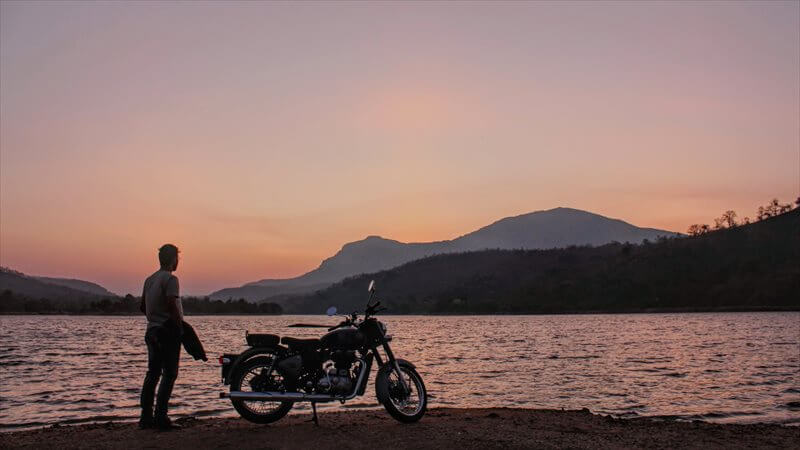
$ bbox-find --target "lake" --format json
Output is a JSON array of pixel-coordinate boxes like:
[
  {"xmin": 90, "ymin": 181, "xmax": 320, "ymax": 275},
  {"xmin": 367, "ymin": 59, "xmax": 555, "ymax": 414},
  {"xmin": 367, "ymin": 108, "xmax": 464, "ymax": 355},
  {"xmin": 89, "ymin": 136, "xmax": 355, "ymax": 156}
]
[{"xmin": 1, "ymin": 312, "xmax": 798, "ymax": 430}]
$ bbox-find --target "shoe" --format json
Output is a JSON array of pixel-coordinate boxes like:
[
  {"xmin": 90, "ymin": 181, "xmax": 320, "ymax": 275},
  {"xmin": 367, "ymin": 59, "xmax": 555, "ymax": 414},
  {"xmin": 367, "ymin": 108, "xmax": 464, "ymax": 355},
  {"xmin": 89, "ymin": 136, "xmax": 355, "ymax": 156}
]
[
  {"xmin": 138, "ymin": 416, "xmax": 154, "ymax": 429},
  {"xmin": 155, "ymin": 416, "xmax": 181, "ymax": 431}
]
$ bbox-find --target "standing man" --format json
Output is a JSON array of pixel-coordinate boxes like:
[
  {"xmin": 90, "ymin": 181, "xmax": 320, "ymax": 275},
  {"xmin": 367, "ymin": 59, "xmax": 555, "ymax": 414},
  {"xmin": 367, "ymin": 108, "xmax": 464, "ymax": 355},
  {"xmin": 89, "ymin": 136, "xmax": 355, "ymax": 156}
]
[{"xmin": 139, "ymin": 244, "xmax": 183, "ymax": 431}]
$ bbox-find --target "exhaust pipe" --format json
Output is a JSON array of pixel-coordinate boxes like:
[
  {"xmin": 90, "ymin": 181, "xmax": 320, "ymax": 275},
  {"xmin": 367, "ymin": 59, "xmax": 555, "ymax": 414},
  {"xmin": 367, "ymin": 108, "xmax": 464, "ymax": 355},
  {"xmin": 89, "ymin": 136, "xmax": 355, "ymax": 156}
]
[
  {"xmin": 221, "ymin": 358, "xmax": 368, "ymax": 403},
  {"xmin": 222, "ymin": 391, "xmax": 341, "ymax": 402}
]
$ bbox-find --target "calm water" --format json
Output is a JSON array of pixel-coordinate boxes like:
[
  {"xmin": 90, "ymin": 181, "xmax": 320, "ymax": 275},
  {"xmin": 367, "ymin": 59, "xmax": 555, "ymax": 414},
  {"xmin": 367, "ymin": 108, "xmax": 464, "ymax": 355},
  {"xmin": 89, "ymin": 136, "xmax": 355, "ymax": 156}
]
[{"xmin": 1, "ymin": 313, "xmax": 798, "ymax": 430}]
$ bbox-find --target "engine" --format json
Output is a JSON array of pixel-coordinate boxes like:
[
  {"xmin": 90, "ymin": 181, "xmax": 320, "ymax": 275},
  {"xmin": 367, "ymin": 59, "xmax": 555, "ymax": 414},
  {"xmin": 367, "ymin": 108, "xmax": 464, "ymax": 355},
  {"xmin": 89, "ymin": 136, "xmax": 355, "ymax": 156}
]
[{"xmin": 316, "ymin": 350, "xmax": 358, "ymax": 394}]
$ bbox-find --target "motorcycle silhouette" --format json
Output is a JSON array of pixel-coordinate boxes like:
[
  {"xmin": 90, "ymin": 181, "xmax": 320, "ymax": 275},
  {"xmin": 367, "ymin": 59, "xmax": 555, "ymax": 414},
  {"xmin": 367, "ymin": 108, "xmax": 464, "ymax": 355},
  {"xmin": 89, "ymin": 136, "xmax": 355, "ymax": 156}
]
[{"xmin": 219, "ymin": 280, "xmax": 427, "ymax": 424}]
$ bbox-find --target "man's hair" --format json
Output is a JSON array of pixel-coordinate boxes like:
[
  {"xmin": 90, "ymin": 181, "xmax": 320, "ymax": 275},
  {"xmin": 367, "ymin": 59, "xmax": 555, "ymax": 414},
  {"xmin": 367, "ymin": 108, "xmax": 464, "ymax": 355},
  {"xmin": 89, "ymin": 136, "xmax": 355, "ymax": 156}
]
[{"xmin": 158, "ymin": 244, "xmax": 179, "ymax": 267}]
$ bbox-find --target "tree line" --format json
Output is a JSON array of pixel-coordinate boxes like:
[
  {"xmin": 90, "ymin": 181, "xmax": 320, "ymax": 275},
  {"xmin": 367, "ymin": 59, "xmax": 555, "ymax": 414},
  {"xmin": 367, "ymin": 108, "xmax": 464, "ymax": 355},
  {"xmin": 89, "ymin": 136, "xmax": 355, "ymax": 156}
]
[
  {"xmin": 687, "ymin": 197, "xmax": 798, "ymax": 236},
  {"xmin": 0, "ymin": 291, "xmax": 283, "ymax": 315}
]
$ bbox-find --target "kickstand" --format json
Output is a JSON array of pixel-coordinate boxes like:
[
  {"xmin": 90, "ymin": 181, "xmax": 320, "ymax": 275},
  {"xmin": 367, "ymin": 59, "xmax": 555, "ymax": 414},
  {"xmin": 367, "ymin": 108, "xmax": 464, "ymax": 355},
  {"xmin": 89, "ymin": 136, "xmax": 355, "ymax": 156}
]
[{"xmin": 309, "ymin": 402, "xmax": 319, "ymax": 426}]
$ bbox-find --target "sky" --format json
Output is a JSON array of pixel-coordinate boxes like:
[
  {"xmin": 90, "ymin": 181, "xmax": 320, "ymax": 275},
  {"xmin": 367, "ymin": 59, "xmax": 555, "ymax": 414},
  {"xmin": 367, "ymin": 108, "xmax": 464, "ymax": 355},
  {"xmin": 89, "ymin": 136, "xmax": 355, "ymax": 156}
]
[{"xmin": 1, "ymin": 1, "xmax": 798, "ymax": 295}]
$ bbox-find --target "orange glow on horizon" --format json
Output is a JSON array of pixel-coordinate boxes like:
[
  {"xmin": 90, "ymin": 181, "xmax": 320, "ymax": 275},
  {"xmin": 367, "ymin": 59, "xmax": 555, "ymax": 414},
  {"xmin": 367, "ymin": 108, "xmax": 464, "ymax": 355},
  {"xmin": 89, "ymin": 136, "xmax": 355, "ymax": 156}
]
[{"xmin": 1, "ymin": 2, "xmax": 798, "ymax": 295}]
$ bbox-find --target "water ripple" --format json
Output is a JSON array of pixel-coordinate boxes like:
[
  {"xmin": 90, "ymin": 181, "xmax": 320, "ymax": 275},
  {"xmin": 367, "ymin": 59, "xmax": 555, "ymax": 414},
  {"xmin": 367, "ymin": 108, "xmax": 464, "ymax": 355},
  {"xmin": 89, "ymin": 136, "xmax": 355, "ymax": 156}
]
[{"xmin": 0, "ymin": 312, "xmax": 798, "ymax": 430}]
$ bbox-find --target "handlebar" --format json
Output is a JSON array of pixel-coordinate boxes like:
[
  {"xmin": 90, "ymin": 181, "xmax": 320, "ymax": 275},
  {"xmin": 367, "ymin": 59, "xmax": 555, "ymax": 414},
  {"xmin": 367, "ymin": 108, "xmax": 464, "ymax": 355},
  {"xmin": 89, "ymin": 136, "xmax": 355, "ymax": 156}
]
[
  {"xmin": 325, "ymin": 300, "xmax": 388, "ymax": 331},
  {"xmin": 365, "ymin": 301, "xmax": 380, "ymax": 315},
  {"xmin": 364, "ymin": 300, "xmax": 388, "ymax": 317}
]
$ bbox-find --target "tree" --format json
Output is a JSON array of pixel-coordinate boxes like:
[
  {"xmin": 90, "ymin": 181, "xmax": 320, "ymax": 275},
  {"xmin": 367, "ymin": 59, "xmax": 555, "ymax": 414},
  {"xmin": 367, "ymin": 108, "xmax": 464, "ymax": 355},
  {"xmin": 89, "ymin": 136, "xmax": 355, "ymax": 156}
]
[
  {"xmin": 768, "ymin": 198, "xmax": 781, "ymax": 216},
  {"xmin": 688, "ymin": 224, "xmax": 710, "ymax": 236},
  {"xmin": 758, "ymin": 198, "xmax": 793, "ymax": 219},
  {"xmin": 712, "ymin": 210, "xmax": 738, "ymax": 230},
  {"xmin": 721, "ymin": 210, "xmax": 738, "ymax": 228}
]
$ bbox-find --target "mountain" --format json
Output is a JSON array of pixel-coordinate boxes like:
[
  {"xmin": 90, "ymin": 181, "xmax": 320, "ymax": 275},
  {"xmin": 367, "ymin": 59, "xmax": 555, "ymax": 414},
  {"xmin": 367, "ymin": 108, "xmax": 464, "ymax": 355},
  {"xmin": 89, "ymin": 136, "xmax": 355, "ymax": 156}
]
[
  {"xmin": 284, "ymin": 208, "xmax": 800, "ymax": 314},
  {"xmin": 210, "ymin": 208, "xmax": 679, "ymax": 300},
  {"xmin": 210, "ymin": 281, "xmax": 331, "ymax": 303},
  {"xmin": 0, "ymin": 267, "xmax": 116, "ymax": 301},
  {"xmin": 33, "ymin": 276, "xmax": 116, "ymax": 296}
]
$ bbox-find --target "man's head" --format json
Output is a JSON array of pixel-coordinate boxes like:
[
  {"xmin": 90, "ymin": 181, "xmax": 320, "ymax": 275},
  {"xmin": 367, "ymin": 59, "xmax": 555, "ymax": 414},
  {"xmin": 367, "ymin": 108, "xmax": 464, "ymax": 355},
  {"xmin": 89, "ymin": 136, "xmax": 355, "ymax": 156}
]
[{"xmin": 158, "ymin": 244, "xmax": 179, "ymax": 271}]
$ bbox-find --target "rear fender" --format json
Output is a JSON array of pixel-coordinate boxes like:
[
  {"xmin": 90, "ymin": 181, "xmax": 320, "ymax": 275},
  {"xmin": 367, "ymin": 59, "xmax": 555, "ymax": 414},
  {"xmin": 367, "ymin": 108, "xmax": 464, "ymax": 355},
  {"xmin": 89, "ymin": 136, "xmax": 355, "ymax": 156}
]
[{"xmin": 224, "ymin": 346, "xmax": 285, "ymax": 385}]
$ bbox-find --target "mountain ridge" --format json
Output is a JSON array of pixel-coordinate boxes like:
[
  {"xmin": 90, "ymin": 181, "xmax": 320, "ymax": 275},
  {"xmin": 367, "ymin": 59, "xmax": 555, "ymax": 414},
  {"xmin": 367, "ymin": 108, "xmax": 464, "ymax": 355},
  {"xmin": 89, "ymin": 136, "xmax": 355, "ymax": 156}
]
[
  {"xmin": 283, "ymin": 208, "xmax": 800, "ymax": 314},
  {"xmin": 0, "ymin": 267, "xmax": 117, "ymax": 301},
  {"xmin": 210, "ymin": 207, "xmax": 679, "ymax": 300},
  {"xmin": 33, "ymin": 276, "xmax": 116, "ymax": 296}
]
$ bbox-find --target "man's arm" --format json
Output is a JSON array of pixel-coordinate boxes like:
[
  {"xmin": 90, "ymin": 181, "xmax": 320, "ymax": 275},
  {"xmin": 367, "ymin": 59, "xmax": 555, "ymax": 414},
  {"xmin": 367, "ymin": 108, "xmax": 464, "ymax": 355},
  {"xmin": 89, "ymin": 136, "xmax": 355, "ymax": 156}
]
[
  {"xmin": 165, "ymin": 276, "xmax": 183, "ymax": 329},
  {"xmin": 140, "ymin": 283, "xmax": 147, "ymax": 315},
  {"xmin": 167, "ymin": 296, "xmax": 181, "ymax": 324}
]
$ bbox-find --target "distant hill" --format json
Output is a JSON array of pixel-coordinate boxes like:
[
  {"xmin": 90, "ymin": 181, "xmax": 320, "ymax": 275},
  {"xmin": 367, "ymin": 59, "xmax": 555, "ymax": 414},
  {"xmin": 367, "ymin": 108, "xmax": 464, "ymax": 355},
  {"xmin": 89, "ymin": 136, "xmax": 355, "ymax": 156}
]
[
  {"xmin": 33, "ymin": 276, "xmax": 116, "ymax": 296},
  {"xmin": 283, "ymin": 209, "xmax": 800, "ymax": 314},
  {"xmin": 210, "ymin": 281, "xmax": 330, "ymax": 303},
  {"xmin": 211, "ymin": 207, "xmax": 678, "ymax": 300},
  {"xmin": 0, "ymin": 267, "xmax": 116, "ymax": 302}
]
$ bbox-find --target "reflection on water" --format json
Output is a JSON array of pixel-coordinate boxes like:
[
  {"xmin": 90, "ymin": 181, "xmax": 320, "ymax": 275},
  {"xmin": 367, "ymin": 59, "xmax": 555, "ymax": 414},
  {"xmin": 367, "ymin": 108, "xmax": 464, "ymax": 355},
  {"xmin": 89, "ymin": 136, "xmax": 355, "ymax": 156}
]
[{"xmin": 0, "ymin": 312, "xmax": 798, "ymax": 430}]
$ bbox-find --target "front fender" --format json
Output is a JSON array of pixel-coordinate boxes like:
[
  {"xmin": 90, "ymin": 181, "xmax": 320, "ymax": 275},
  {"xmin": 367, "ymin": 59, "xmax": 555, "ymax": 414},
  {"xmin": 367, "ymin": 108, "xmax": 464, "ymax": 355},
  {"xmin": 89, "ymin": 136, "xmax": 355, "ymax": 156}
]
[
  {"xmin": 224, "ymin": 346, "xmax": 284, "ymax": 385},
  {"xmin": 375, "ymin": 359, "xmax": 416, "ymax": 404}
]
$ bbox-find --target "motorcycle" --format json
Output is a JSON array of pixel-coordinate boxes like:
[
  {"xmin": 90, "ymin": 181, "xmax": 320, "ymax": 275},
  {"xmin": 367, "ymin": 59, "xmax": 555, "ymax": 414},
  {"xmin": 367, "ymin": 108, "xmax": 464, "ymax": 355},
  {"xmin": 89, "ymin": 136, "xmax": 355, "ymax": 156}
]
[{"xmin": 218, "ymin": 280, "xmax": 427, "ymax": 424}]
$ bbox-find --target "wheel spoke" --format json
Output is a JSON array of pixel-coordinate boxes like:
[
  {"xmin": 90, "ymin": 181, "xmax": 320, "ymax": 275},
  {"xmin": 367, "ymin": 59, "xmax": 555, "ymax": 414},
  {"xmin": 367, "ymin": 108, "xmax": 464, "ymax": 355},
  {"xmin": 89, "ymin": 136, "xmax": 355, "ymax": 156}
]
[
  {"xmin": 388, "ymin": 368, "xmax": 424, "ymax": 416},
  {"xmin": 237, "ymin": 360, "xmax": 284, "ymax": 415}
]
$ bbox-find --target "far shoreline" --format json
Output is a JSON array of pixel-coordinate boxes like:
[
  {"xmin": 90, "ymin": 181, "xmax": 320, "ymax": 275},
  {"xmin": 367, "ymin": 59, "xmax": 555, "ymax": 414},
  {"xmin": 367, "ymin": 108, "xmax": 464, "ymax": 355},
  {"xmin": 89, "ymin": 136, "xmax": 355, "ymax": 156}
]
[{"xmin": 2, "ymin": 306, "xmax": 798, "ymax": 317}]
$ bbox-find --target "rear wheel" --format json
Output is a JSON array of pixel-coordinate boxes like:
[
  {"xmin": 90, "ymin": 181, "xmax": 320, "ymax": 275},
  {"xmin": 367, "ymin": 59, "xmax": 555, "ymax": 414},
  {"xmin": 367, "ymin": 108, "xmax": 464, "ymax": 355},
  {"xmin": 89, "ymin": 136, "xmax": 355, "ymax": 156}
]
[
  {"xmin": 230, "ymin": 356, "xmax": 293, "ymax": 424},
  {"xmin": 376, "ymin": 361, "xmax": 427, "ymax": 423}
]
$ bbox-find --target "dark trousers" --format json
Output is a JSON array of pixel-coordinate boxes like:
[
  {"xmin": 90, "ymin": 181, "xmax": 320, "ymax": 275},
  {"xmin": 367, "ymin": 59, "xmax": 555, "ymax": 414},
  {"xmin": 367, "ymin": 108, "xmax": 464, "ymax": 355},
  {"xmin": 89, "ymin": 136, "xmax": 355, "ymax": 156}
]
[{"xmin": 140, "ymin": 325, "xmax": 181, "ymax": 419}]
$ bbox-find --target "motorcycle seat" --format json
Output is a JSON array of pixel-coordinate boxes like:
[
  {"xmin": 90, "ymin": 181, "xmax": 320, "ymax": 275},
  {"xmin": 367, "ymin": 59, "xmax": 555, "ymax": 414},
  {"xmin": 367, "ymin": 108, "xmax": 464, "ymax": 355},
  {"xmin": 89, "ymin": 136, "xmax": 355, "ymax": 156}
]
[
  {"xmin": 281, "ymin": 337, "xmax": 321, "ymax": 349},
  {"xmin": 246, "ymin": 333, "xmax": 280, "ymax": 347}
]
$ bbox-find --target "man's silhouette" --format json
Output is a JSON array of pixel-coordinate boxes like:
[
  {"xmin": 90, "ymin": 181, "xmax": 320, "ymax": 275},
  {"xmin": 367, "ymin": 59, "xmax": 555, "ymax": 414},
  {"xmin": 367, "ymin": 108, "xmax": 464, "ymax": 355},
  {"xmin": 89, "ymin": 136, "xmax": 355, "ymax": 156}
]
[{"xmin": 139, "ymin": 244, "xmax": 183, "ymax": 430}]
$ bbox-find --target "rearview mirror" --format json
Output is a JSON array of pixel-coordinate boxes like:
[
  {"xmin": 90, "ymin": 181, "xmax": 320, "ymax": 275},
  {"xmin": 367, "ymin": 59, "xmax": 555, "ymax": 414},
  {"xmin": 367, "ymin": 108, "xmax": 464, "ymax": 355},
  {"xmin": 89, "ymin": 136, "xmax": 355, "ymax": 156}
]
[
  {"xmin": 367, "ymin": 280, "xmax": 375, "ymax": 292},
  {"xmin": 326, "ymin": 306, "xmax": 337, "ymax": 316}
]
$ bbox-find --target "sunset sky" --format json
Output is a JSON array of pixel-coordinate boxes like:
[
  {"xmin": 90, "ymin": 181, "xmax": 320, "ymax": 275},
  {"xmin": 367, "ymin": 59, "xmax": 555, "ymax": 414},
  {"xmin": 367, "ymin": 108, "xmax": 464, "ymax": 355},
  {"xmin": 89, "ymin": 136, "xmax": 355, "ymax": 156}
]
[{"xmin": 1, "ymin": 1, "xmax": 798, "ymax": 295}]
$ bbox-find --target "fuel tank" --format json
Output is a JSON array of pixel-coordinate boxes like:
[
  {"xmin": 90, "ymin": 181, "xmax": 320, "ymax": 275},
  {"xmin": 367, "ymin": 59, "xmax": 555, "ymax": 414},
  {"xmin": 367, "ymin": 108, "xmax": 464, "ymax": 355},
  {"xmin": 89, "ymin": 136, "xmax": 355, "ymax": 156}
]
[{"xmin": 320, "ymin": 328, "xmax": 365, "ymax": 350}]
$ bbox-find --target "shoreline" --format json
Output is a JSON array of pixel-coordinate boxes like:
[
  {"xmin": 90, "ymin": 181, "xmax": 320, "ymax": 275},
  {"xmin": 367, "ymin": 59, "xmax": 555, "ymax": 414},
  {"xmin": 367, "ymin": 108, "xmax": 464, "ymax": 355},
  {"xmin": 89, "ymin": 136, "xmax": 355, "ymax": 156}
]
[{"xmin": 2, "ymin": 408, "xmax": 797, "ymax": 449}]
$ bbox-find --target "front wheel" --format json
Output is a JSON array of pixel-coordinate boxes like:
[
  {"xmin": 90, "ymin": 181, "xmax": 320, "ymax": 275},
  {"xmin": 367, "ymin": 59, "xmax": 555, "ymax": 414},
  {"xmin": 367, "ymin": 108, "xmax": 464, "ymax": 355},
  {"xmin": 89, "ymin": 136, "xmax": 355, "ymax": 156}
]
[
  {"xmin": 376, "ymin": 361, "xmax": 427, "ymax": 423},
  {"xmin": 230, "ymin": 356, "xmax": 293, "ymax": 424}
]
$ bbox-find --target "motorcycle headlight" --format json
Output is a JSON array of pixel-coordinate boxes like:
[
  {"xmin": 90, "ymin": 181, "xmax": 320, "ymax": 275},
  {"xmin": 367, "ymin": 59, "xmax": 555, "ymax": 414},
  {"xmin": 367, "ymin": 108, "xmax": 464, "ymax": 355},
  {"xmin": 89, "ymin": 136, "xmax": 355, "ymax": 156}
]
[{"xmin": 379, "ymin": 322, "xmax": 387, "ymax": 335}]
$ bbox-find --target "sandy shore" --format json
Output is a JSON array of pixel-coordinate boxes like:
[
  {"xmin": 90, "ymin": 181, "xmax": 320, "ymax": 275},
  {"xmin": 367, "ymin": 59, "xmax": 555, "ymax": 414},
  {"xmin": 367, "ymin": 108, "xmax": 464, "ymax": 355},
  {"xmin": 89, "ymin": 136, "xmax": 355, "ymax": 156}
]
[{"xmin": 1, "ymin": 408, "xmax": 797, "ymax": 449}]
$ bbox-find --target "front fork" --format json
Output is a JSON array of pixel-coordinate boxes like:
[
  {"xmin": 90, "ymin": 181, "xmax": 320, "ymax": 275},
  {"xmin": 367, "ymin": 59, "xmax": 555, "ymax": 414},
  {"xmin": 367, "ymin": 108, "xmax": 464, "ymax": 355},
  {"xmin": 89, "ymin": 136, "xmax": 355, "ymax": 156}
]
[{"xmin": 374, "ymin": 343, "xmax": 410, "ymax": 394}]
